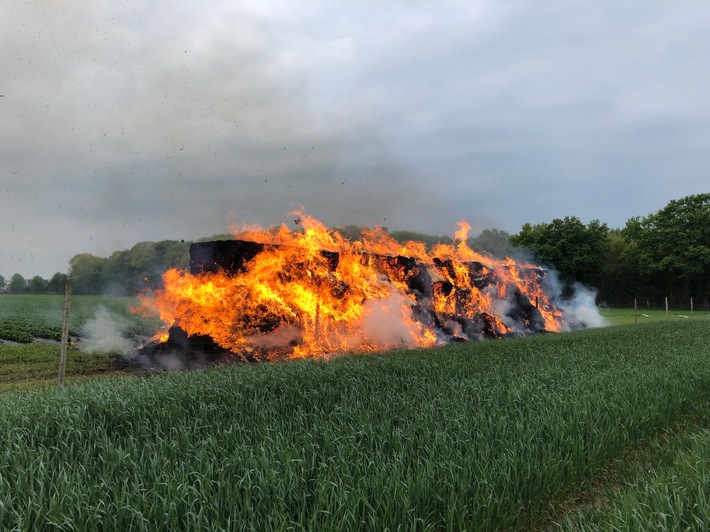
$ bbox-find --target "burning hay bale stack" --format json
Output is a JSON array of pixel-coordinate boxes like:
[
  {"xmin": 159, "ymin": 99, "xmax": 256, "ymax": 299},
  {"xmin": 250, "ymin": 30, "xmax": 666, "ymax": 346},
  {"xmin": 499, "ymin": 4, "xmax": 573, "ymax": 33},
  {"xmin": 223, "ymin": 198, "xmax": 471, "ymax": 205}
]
[{"xmin": 135, "ymin": 214, "xmax": 569, "ymax": 365}]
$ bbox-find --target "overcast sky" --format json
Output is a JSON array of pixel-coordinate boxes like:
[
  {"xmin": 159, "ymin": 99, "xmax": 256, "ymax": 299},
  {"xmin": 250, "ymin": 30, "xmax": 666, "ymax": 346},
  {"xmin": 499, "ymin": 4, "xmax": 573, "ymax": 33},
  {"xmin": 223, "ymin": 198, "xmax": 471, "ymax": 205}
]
[{"xmin": 2, "ymin": 1, "xmax": 709, "ymax": 278}]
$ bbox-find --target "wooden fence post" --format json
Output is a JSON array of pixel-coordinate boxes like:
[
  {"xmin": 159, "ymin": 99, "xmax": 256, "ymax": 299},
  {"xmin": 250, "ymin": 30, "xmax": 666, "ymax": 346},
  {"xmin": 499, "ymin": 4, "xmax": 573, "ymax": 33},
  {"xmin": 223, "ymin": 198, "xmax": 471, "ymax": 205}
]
[
  {"xmin": 59, "ymin": 275, "xmax": 73, "ymax": 386},
  {"xmin": 665, "ymin": 296, "xmax": 669, "ymax": 320},
  {"xmin": 691, "ymin": 297, "xmax": 694, "ymax": 315},
  {"xmin": 634, "ymin": 298, "xmax": 637, "ymax": 325}
]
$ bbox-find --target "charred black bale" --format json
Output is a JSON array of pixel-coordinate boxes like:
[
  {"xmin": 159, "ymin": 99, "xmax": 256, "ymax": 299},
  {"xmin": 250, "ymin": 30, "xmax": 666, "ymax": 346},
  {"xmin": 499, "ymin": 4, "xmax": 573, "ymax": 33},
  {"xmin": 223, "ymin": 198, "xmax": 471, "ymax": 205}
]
[
  {"xmin": 165, "ymin": 325, "xmax": 224, "ymax": 353},
  {"xmin": 466, "ymin": 261, "xmax": 499, "ymax": 289},
  {"xmin": 190, "ymin": 240, "xmax": 266, "ymax": 274},
  {"xmin": 465, "ymin": 312, "xmax": 504, "ymax": 340},
  {"xmin": 190, "ymin": 240, "xmax": 341, "ymax": 275},
  {"xmin": 504, "ymin": 288, "xmax": 547, "ymax": 333},
  {"xmin": 133, "ymin": 325, "xmax": 240, "ymax": 369},
  {"xmin": 364, "ymin": 254, "xmax": 430, "ymax": 294}
]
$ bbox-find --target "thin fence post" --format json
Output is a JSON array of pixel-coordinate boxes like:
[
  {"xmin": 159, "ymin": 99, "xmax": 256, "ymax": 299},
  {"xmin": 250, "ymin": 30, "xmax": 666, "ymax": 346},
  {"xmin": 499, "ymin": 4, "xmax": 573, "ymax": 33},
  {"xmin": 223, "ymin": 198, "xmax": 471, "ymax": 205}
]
[
  {"xmin": 634, "ymin": 298, "xmax": 637, "ymax": 325},
  {"xmin": 690, "ymin": 297, "xmax": 693, "ymax": 315},
  {"xmin": 314, "ymin": 303, "xmax": 321, "ymax": 344},
  {"xmin": 665, "ymin": 296, "xmax": 669, "ymax": 320},
  {"xmin": 59, "ymin": 275, "xmax": 73, "ymax": 386}
]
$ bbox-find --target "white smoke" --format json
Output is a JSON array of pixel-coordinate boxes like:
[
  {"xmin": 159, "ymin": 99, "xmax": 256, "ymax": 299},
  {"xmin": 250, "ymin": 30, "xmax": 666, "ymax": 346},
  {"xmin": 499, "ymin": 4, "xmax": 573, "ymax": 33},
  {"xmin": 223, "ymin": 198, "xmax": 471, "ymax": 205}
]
[
  {"xmin": 360, "ymin": 291, "xmax": 421, "ymax": 348},
  {"xmin": 560, "ymin": 283, "xmax": 606, "ymax": 329},
  {"xmin": 245, "ymin": 325, "xmax": 302, "ymax": 349},
  {"xmin": 491, "ymin": 297, "xmax": 515, "ymax": 329},
  {"xmin": 79, "ymin": 306, "xmax": 134, "ymax": 354},
  {"xmin": 534, "ymin": 266, "xmax": 605, "ymax": 329}
]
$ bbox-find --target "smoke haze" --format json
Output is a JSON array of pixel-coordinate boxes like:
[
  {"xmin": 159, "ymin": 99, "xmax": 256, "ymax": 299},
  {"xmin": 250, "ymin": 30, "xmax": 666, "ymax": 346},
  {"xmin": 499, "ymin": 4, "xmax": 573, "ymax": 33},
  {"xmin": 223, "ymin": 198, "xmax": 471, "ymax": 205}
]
[
  {"xmin": 1, "ymin": 1, "xmax": 446, "ymax": 278},
  {"xmin": 2, "ymin": 1, "xmax": 709, "ymax": 278},
  {"xmin": 79, "ymin": 307, "xmax": 134, "ymax": 354},
  {"xmin": 359, "ymin": 291, "xmax": 422, "ymax": 348},
  {"xmin": 560, "ymin": 284, "xmax": 607, "ymax": 329}
]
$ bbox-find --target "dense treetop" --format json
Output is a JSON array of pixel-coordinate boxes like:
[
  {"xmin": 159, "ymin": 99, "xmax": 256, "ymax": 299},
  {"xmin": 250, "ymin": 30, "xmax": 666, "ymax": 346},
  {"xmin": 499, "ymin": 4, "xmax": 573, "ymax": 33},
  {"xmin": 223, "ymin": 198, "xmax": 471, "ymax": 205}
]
[
  {"xmin": 508, "ymin": 194, "xmax": 709, "ymax": 306},
  {"xmin": 620, "ymin": 193, "xmax": 710, "ymax": 305},
  {"xmin": 510, "ymin": 217, "xmax": 609, "ymax": 290}
]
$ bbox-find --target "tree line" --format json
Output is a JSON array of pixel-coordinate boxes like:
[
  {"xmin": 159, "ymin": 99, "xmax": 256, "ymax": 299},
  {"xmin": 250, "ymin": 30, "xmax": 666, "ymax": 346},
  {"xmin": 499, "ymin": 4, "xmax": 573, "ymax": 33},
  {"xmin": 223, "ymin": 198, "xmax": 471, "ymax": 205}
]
[
  {"xmin": 509, "ymin": 193, "xmax": 710, "ymax": 307},
  {"xmin": 2, "ymin": 194, "xmax": 708, "ymax": 307},
  {"xmin": 0, "ymin": 272, "xmax": 69, "ymax": 294},
  {"xmin": 0, "ymin": 240, "xmax": 190, "ymax": 296}
]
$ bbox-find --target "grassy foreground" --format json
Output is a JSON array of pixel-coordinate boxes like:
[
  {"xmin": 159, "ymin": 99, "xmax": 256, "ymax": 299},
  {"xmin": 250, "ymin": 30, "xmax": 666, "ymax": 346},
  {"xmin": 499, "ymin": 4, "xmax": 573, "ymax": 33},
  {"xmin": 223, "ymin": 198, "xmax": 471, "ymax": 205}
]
[
  {"xmin": 559, "ymin": 414, "xmax": 710, "ymax": 530},
  {"xmin": 0, "ymin": 343, "xmax": 122, "ymax": 394},
  {"xmin": 2, "ymin": 319, "xmax": 710, "ymax": 530}
]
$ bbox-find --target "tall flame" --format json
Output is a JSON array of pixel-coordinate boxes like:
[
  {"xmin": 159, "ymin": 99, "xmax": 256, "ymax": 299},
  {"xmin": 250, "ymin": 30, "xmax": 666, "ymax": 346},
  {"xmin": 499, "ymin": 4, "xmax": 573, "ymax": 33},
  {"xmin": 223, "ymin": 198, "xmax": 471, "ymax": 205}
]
[{"xmin": 136, "ymin": 211, "xmax": 566, "ymax": 360}]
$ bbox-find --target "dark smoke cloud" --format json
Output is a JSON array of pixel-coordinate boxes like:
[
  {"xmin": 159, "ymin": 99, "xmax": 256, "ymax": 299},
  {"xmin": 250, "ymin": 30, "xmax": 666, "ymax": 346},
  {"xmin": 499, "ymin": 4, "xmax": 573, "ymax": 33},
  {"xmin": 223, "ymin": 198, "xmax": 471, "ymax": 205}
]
[
  {"xmin": 2, "ymin": 1, "xmax": 710, "ymax": 278},
  {"xmin": 0, "ymin": 1, "xmax": 447, "ymax": 277}
]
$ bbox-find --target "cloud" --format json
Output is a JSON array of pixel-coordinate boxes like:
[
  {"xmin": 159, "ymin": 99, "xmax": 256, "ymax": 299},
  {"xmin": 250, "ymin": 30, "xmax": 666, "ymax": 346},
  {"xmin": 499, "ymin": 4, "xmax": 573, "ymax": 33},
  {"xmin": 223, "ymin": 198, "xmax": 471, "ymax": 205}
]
[
  {"xmin": 301, "ymin": 1, "xmax": 710, "ymax": 231},
  {"xmin": 1, "ymin": 1, "xmax": 710, "ymax": 278},
  {"xmin": 0, "ymin": 1, "xmax": 449, "ymax": 276}
]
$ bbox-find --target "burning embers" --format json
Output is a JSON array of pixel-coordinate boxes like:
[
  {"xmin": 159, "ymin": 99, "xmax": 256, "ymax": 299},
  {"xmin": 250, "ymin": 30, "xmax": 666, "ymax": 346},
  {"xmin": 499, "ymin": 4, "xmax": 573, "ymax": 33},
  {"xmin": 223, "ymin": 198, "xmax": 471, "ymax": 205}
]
[{"xmin": 135, "ymin": 214, "xmax": 567, "ymax": 362}]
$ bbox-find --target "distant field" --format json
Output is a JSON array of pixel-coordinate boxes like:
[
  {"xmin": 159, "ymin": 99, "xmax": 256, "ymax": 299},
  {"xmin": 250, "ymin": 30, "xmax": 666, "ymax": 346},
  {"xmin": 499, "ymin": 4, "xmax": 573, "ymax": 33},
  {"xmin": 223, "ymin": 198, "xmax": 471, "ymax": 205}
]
[
  {"xmin": 0, "ymin": 294, "xmax": 160, "ymax": 343},
  {"xmin": 0, "ymin": 294, "xmax": 158, "ymax": 392},
  {"xmin": 1, "ymin": 318, "xmax": 710, "ymax": 529},
  {"xmin": 600, "ymin": 306, "xmax": 710, "ymax": 326},
  {"xmin": 1, "ymin": 296, "xmax": 708, "ymax": 393}
]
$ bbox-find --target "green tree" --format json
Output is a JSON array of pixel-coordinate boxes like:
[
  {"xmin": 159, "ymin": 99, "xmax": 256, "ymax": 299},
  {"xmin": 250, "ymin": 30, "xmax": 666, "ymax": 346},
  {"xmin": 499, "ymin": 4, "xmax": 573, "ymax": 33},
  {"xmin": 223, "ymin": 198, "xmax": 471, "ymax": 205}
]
[
  {"xmin": 510, "ymin": 217, "xmax": 609, "ymax": 290},
  {"xmin": 155, "ymin": 240, "xmax": 190, "ymax": 273},
  {"xmin": 102, "ymin": 240, "xmax": 190, "ymax": 295},
  {"xmin": 390, "ymin": 230, "xmax": 451, "ymax": 249},
  {"xmin": 597, "ymin": 230, "xmax": 635, "ymax": 305},
  {"xmin": 126, "ymin": 240, "xmax": 190, "ymax": 293},
  {"xmin": 27, "ymin": 275, "xmax": 48, "ymax": 293},
  {"xmin": 69, "ymin": 254, "xmax": 107, "ymax": 295},
  {"xmin": 8, "ymin": 273, "xmax": 28, "ymax": 293},
  {"xmin": 47, "ymin": 272, "xmax": 69, "ymax": 293},
  {"xmin": 470, "ymin": 229, "xmax": 515, "ymax": 258},
  {"xmin": 0, "ymin": 274, "xmax": 6, "ymax": 291},
  {"xmin": 104, "ymin": 250, "xmax": 132, "ymax": 295},
  {"xmin": 622, "ymin": 193, "xmax": 710, "ymax": 306}
]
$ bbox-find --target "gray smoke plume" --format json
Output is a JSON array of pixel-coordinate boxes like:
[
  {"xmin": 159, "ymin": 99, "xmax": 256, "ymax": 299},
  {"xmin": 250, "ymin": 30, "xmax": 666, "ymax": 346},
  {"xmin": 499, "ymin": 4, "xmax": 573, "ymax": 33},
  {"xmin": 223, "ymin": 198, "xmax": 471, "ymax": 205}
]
[{"xmin": 79, "ymin": 306, "xmax": 134, "ymax": 354}]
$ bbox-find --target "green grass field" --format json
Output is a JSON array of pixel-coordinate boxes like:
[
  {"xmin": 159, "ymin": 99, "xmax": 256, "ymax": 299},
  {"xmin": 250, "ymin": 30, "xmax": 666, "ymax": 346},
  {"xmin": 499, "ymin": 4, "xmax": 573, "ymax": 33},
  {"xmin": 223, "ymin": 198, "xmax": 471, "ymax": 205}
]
[
  {"xmin": 2, "ymin": 303, "xmax": 710, "ymax": 529},
  {"xmin": 559, "ymin": 416, "xmax": 710, "ymax": 530},
  {"xmin": 600, "ymin": 306, "xmax": 710, "ymax": 326},
  {"xmin": 0, "ymin": 294, "xmax": 158, "ymax": 393},
  {"xmin": 0, "ymin": 294, "xmax": 160, "ymax": 343},
  {"xmin": 0, "ymin": 343, "xmax": 126, "ymax": 394}
]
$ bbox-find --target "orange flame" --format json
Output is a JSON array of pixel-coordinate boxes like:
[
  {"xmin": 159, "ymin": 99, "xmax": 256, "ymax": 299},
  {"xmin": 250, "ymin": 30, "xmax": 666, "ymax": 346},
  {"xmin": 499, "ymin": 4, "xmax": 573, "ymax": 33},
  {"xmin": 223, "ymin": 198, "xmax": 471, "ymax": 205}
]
[{"xmin": 136, "ymin": 212, "xmax": 566, "ymax": 359}]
